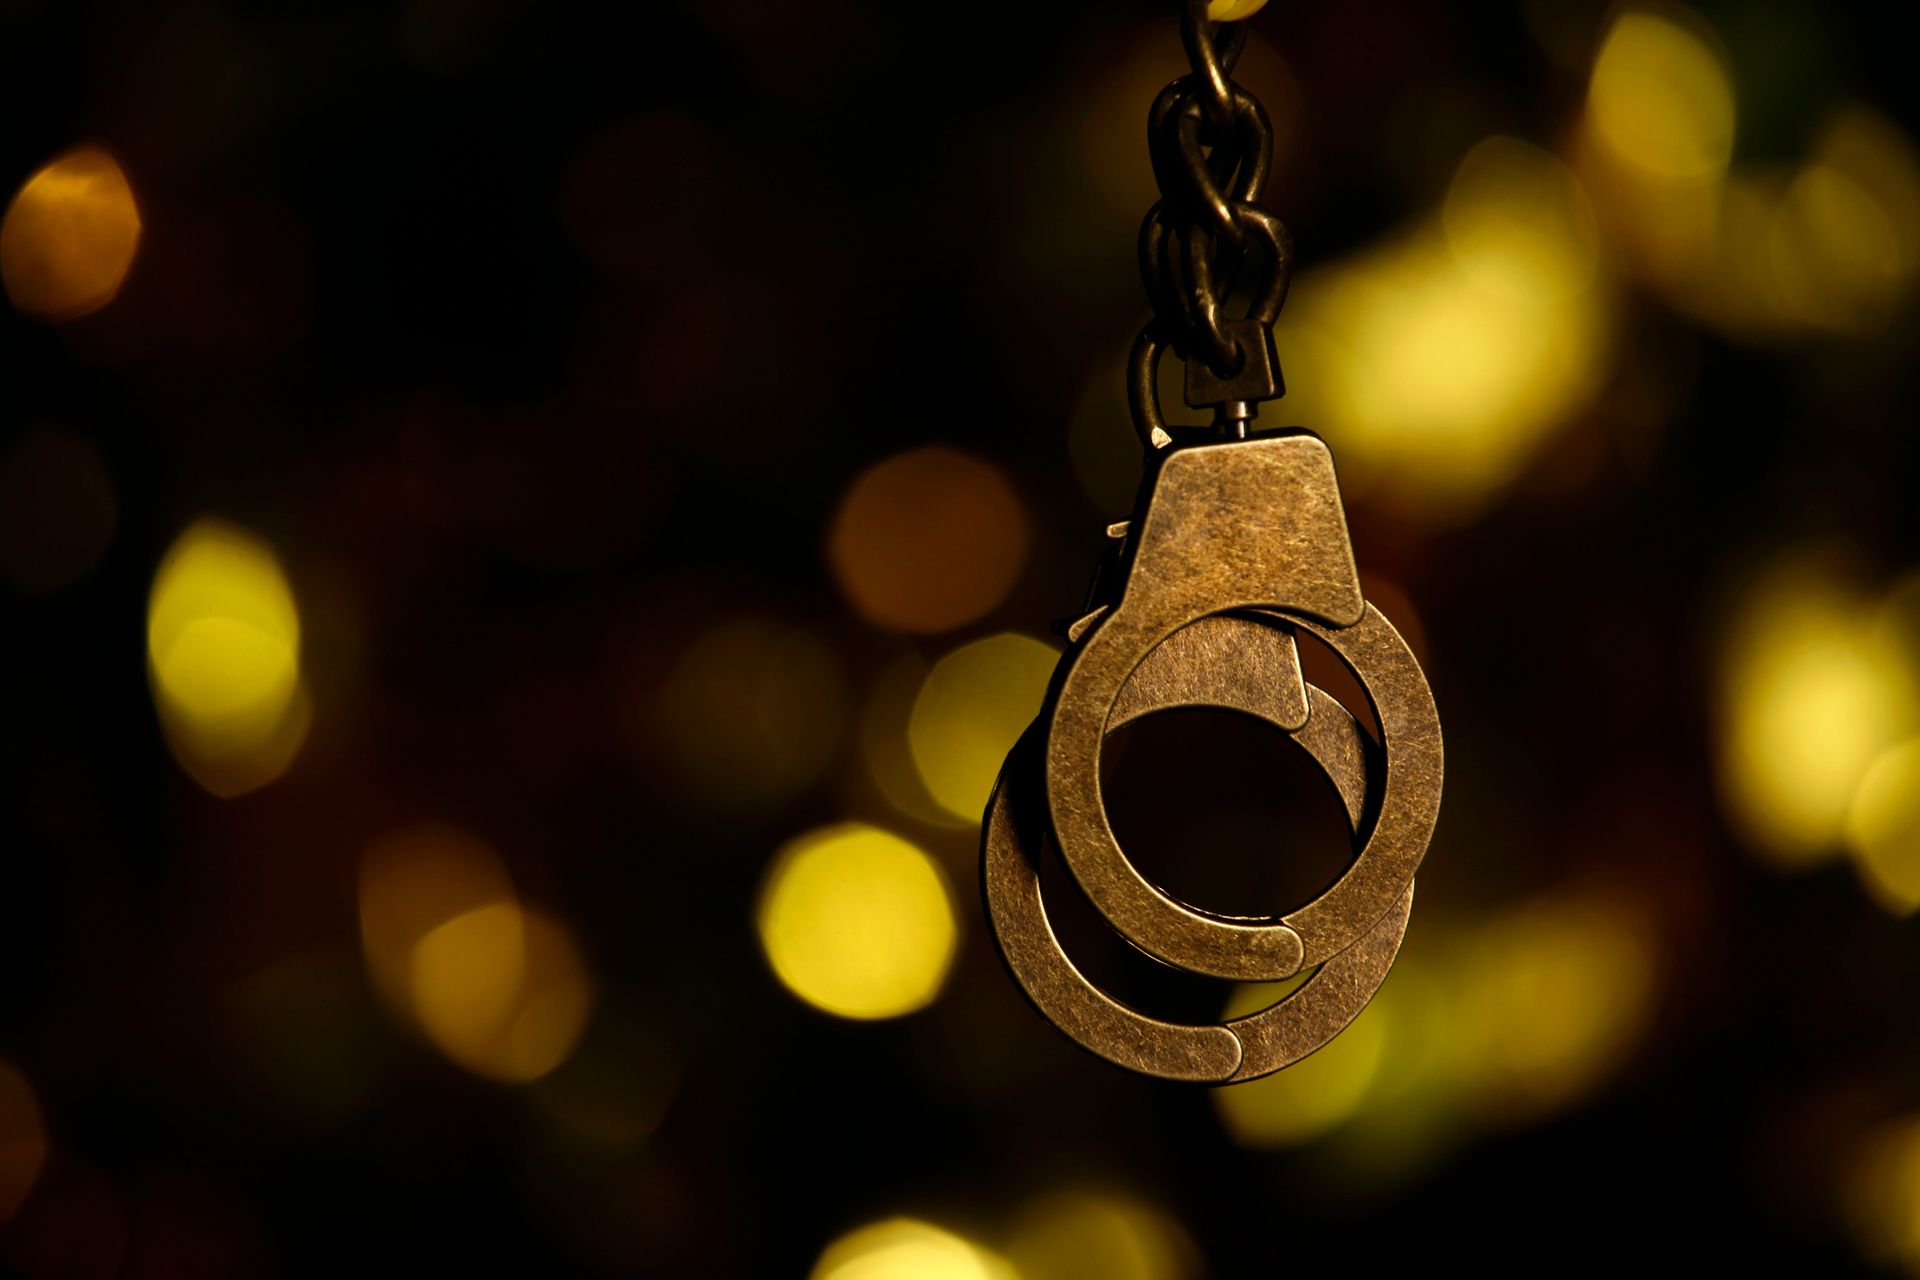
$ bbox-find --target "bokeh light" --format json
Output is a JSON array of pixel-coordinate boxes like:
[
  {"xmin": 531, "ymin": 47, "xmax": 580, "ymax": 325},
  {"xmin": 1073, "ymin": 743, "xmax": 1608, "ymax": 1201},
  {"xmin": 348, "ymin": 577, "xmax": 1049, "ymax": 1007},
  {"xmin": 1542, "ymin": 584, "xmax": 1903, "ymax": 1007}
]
[
  {"xmin": 1309, "ymin": 952, "xmax": 1470, "ymax": 1184},
  {"xmin": 0, "ymin": 427, "xmax": 116, "ymax": 595},
  {"xmin": 146, "ymin": 517, "xmax": 310, "ymax": 798},
  {"xmin": 529, "ymin": 1006, "xmax": 677, "ymax": 1151},
  {"xmin": 648, "ymin": 616, "xmax": 848, "ymax": 809},
  {"xmin": 907, "ymin": 632, "xmax": 1060, "ymax": 823},
  {"xmin": 1768, "ymin": 108, "xmax": 1920, "ymax": 336},
  {"xmin": 1213, "ymin": 981, "xmax": 1389, "ymax": 1147},
  {"xmin": 1009, "ymin": 1186, "xmax": 1200, "ymax": 1280},
  {"xmin": 360, "ymin": 823, "xmax": 596, "ymax": 1082},
  {"xmin": 1216, "ymin": 889, "xmax": 1659, "ymax": 1158},
  {"xmin": 1571, "ymin": 6, "xmax": 1920, "ymax": 344},
  {"xmin": 410, "ymin": 901, "xmax": 596, "ymax": 1084},
  {"xmin": 1586, "ymin": 12, "xmax": 1734, "ymax": 182},
  {"xmin": 827, "ymin": 447, "xmax": 1030, "ymax": 634},
  {"xmin": 359, "ymin": 823, "xmax": 516, "ymax": 1015},
  {"xmin": 1, "ymin": 144, "xmax": 142, "ymax": 320},
  {"xmin": 810, "ymin": 1217, "xmax": 1015, "ymax": 1280},
  {"xmin": 222, "ymin": 949, "xmax": 389, "ymax": 1133},
  {"xmin": 1442, "ymin": 137, "xmax": 1601, "ymax": 306},
  {"xmin": 1448, "ymin": 892, "xmax": 1657, "ymax": 1123},
  {"xmin": 756, "ymin": 823, "xmax": 958, "ymax": 1020},
  {"xmin": 0, "ymin": 1057, "xmax": 47, "ymax": 1223},
  {"xmin": 1847, "ymin": 740, "xmax": 1920, "ymax": 913},
  {"xmin": 859, "ymin": 651, "xmax": 974, "ymax": 829},
  {"xmin": 1571, "ymin": 7, "xmax": 1736, "ymax": 298},
  {"xmin": 1846, "ymin": 1113, "xmax": 1920, "ymax": 1274},
  {"xmin": 1716, "ymin": 559, "xmax": 1917, "ymax": 867},
  {"xmin": 1278, "ymin": 137, "xmax": 1608, "ymax": 516},
  {"xmin": 1646, "ymin": 168, "xmax": 1784, "ymax": 335}
]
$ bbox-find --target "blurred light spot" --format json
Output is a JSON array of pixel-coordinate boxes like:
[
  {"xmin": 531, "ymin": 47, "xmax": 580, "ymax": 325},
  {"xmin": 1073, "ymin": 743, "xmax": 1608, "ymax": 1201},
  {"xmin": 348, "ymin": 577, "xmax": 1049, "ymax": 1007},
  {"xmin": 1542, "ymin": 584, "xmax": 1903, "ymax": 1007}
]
[
  {"xmin": 650, "ymin": 616, "xmax": 848, "ymax": 809},
  {"xmin": 1644, "ymin": 169, "xmax": 1786, "ymax": 335},
  {"xmin": 1847, "ymin": 740, "xmax": 1920, "ymax": 914},
  {"xmin": 757, "ymin": 823, "xmax": 957, "ymax": 1020},
  {"xmin": 1586, "ymin": 12, "xmax": 1734, "ymax": 181},
  {"xmin": 1218, "ymin": 889, "xmax": 1660, "ymax": 1166},
  {"xmin": 1279, "ymin": 139, "xmax": 1609, "ymax": 516},
  {"xmin": 1717, "ymin": 561, "xmax": 1916, "ymax": 866},
  {"xmin": 1010, "ymin": 1186, "xmax": 1201, "ymax": 1280},
  {"xmin": 1214, "ymin": 985, "xmax": 1388, "ymax": 1147},
  {"xmin": 828, "ymin": 447, "xmax": 1029, "ymax": 634},
  {"xmin": 908, "ymin": 633, "xmax": 1060, "ymax": 823},
  {"xmin": 1207, "ymin": 0, "xmax": 1266, "ymax": 19},
  {"xmin": 0, "ymin": 428, "xmax": 116, "ymax": 594},
  {"xmin": 223, "ymin": 949, "xmax": 389, "ymax": 1132},
  {"xmin": 146, "ymin": 518, "xmax": 309, "ymax": 797},
  {"xmin": 1768, "ymin": 108, "xmax": 1920, "ymax": 336},
  {"xmin": 530, "ymin": 1005, "xmax": 677, "ymax": 1150},
  {"xmin": 1449, "ymin": 892, "xmax": 1657, "ymax": 1123},
  {"xmin": 810, "ymin": 1217, "xmax": 1015, "ymax": 1280},
  {"xmin": 1312, "ymin": 952, "xmax": 1472, "ymax": 1184},
  {"xmin": 360, "ymin": 823, "xmax": 516, "ymax": 1016},
  {"xmin": 361, "ymin": 822, "xmax": 594, "ymax": 1082},
  {"xmin": 1847, "ymin": 1114, "xmax": 1920, "ymax": 1272},
  {"xmin": 411, "ymin": 901, "xmax": 596, "ymax": 1083},
  {"xmin": 860, "ymin": 651, "xmax": 973, "ymax": 829},
  {"xmin": 1, "ymin": 145, "xmax": 142, "ymax": 320},
  {"xmin": 1521, "ymin": 0, "xmax": 1612, "ymax": 76},
  {"xmin": 1442, "ymin": 138, "xmax": 1600, "ymax": 305},
  {"xmin": 0, "ymin": 1058, "xmax": 47, "ymax": 1222}
]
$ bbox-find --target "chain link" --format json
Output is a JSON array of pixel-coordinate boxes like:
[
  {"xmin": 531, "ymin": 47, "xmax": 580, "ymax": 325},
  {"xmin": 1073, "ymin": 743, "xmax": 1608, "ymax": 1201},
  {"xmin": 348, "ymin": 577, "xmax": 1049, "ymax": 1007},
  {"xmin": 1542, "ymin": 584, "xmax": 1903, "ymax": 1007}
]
[{"xmin": 1129, "ymin": 0, "xmax": 1292, "ymax": 448}]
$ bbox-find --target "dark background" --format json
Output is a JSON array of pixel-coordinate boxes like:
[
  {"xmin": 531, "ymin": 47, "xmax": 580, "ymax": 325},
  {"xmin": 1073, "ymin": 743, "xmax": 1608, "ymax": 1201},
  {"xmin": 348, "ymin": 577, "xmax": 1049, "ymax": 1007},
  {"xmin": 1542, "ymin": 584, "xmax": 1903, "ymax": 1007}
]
[{"xmin": 4, "ymin": 0, "xmax": 1920, "ymax": 1275}]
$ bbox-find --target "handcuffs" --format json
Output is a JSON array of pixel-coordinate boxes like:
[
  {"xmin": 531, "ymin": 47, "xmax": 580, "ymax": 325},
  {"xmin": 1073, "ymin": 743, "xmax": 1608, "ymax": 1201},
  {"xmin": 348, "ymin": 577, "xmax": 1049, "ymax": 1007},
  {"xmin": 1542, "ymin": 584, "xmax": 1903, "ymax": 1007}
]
[{"xmin": 982, "ymin": 434, "xmax": 1442, "ymax": 1083}]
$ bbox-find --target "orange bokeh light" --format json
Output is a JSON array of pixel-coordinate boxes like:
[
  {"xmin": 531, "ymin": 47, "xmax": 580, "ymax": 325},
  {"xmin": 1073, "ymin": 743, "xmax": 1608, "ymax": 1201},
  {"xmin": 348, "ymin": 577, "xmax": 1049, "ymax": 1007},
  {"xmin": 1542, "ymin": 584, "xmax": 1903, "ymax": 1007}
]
[
  {"xmin": 2, "ymin": 145, "xmax": 142, "ymax": 321},
  {"xmin": 827, "ymin": 446, "xmax": 1029, "ymax": 634}
]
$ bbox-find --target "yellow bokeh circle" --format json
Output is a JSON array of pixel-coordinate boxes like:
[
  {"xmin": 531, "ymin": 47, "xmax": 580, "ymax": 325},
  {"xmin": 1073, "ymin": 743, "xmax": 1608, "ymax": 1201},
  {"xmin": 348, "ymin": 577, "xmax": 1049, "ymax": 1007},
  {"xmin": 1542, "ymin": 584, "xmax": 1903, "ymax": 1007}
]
[
  {"xmin": 1587, "ymin": 13, "xmax": 1734, "ymax": 181},
  {"xmin": 358, "ymin": 823, "xmax": 596, "ymax": 1083},
  {"xmin": 757, "ymin": 823, "xmax": 958, "ymax": 1020},
  {"xmin": 409, "ymin": 902, "xmax": 597, "ymax": 1084},
  {"xmin": 1213, "ymin": 985, "xmax": 1388, "ymax": 1146},
  {"xmin": 810, "ymin": 1217, "xmax": 1015, "ymax": 1280},
  {"xmin": 1010, "ymin": 1186, "xmax": 1199, "ymax": 1280},
  {"xmin": 146, "ymin": 517, "xmax": 309, "ymax": 797},
  {"xmin": 1715, "ymin": 562, "xmax": 1915, "ymax": 866},
  {"xmin": 1847, "ymin": 739, "xmax": 1920, "ymax": 913},
  {"xmin": 907, "ymin": 632, "xmax": 1060, "ymax": 823}
]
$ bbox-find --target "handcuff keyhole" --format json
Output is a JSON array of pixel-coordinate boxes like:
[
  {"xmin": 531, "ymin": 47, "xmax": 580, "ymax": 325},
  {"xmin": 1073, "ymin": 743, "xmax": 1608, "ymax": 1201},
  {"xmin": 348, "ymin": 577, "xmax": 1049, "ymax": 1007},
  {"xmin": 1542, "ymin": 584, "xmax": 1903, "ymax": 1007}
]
[{"xmin": 1102, "ymin": 706, "xmax": 1356, "ymax": 921}]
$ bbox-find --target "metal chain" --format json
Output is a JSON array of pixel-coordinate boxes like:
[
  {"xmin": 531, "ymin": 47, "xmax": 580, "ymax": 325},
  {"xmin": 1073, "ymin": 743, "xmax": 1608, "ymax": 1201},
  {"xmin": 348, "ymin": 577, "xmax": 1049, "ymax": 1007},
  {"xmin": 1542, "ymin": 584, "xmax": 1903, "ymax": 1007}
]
[{"xmin": 1128, "ymin": 0, "xmax": 1293, "ymax": 449}]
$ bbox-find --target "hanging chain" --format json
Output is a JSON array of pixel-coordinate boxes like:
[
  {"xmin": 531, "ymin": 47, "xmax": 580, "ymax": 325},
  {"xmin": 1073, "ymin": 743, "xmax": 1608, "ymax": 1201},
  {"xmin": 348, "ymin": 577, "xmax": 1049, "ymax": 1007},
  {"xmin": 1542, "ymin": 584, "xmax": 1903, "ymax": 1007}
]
[{"xmin": 1128, "ymin": 0, "xmax": 1292, "ymax": 448}]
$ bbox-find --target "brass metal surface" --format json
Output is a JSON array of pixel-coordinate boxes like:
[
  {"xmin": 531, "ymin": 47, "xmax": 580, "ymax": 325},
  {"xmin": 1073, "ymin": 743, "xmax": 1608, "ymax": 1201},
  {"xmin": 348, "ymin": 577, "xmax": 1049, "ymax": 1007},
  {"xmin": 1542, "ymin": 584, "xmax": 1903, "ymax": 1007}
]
[
  {"xmin": 1281, "ymin": 606, "xmax": 1441, "ymax": 965},
  {"xmin": 1046, "ymin": 433, "xmax": 1441, "ymax": 982},
  {"xmin": 984, "ymin": 614, "xmax": 1411, "ymax": 1083},
  {"xmin": 1108, "ymin": 612, "xmax": 1308, "ymax": 738}
]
